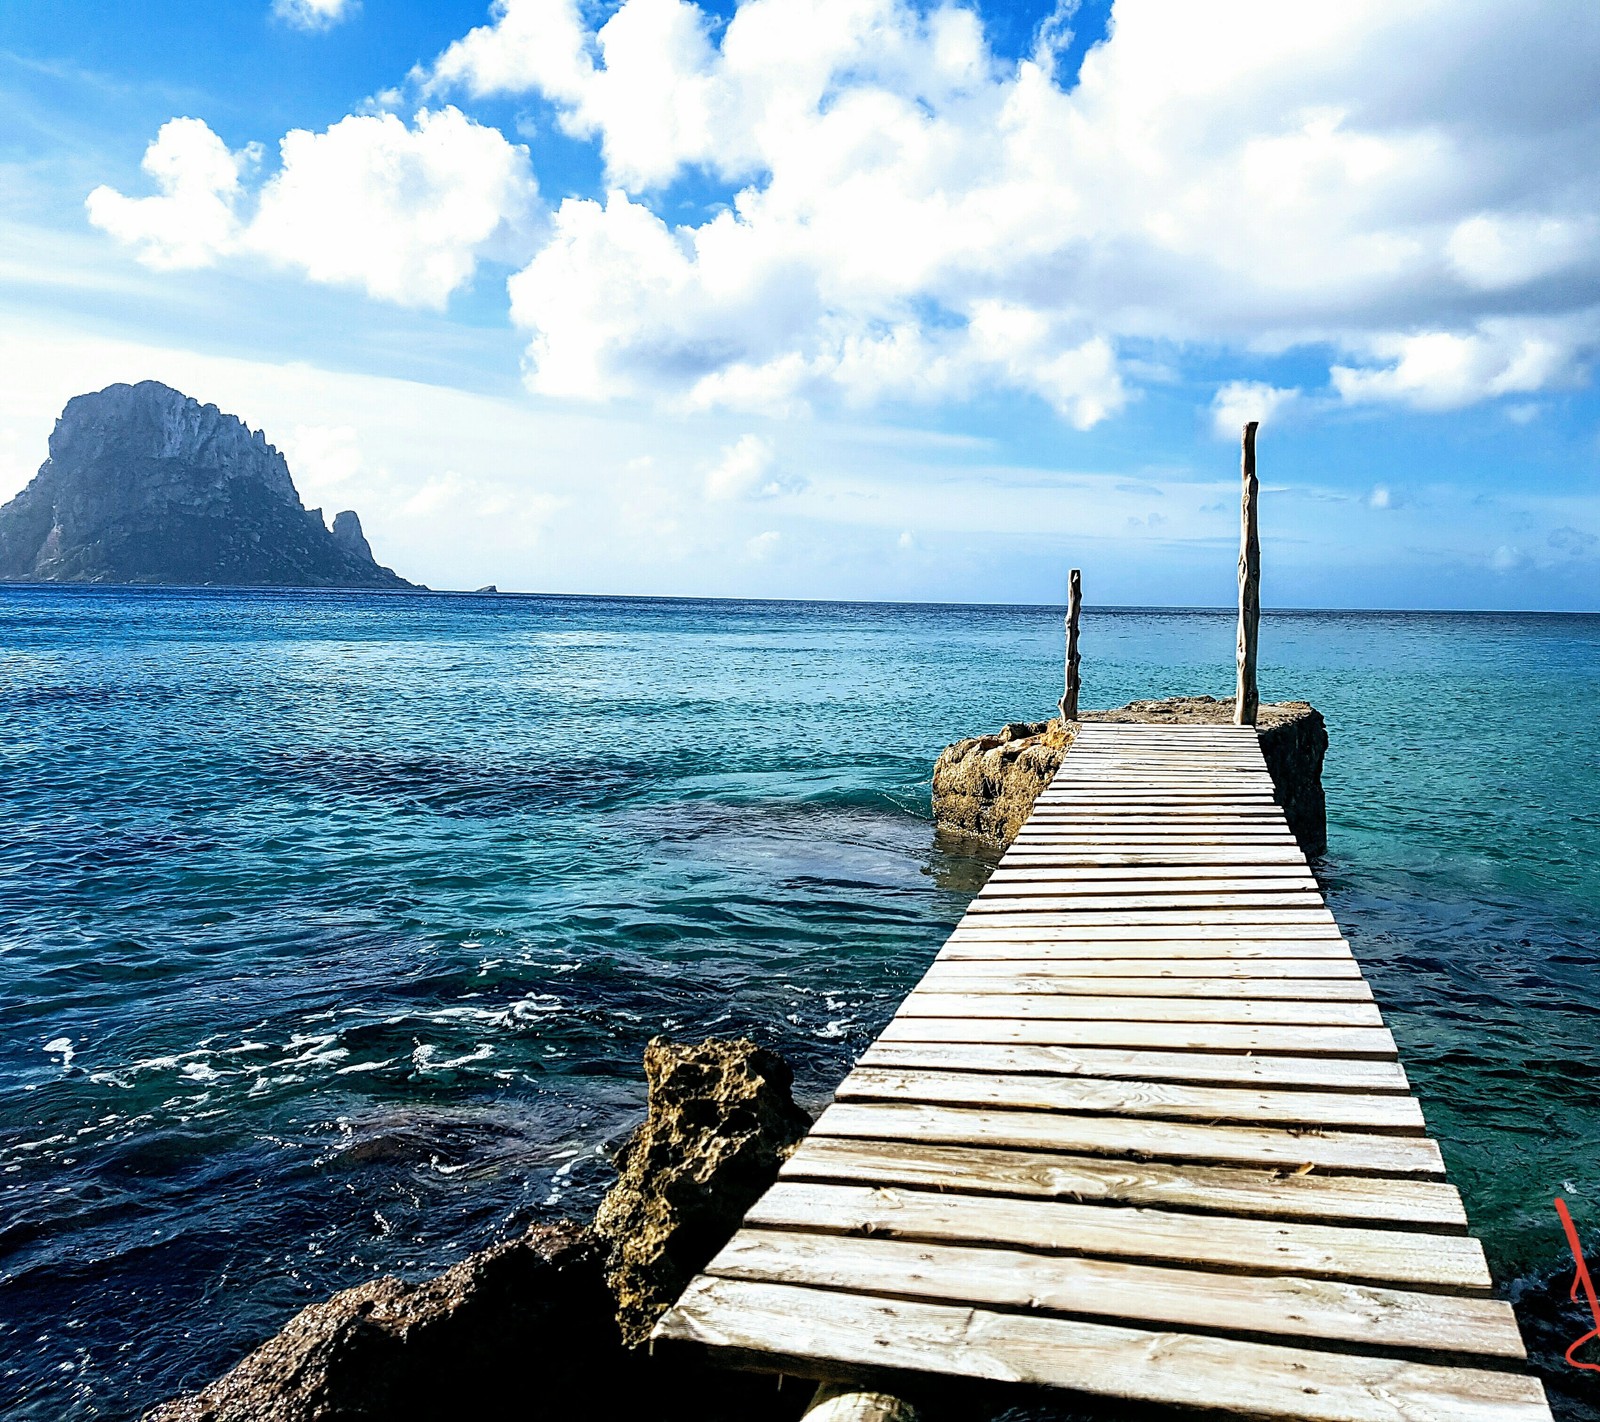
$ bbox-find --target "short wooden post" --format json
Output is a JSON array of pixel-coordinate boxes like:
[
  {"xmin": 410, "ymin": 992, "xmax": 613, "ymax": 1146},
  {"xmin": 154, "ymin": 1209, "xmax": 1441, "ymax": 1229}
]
[
  {"xmin": 1234, "ymin": 421, "xmax": 1260, "ymax": 727},
  {"xmin": 1058, "ymin": 567, "xmax": 1082, "ymax": 723},
  {"xmin": 805, "ymin": 1383, "xmax": 920, "ymax": 1421}
]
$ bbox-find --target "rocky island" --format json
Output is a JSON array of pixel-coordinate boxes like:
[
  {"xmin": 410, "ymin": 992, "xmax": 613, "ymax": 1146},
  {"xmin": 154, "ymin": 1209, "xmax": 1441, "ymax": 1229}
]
[{"xmin": 0, "ymin": 381, "xmax": 413, "ymax": 589}]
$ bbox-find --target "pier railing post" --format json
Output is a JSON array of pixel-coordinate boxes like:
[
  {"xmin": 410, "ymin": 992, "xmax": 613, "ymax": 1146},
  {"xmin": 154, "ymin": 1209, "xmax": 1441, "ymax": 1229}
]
[
  {"xmin": 1058, "ymin": 567, "xmax": 1082, "ymax": 723},
  {"xmin": 1234, "ymin": 422, "xmax": 1260, "ymax": 727}
]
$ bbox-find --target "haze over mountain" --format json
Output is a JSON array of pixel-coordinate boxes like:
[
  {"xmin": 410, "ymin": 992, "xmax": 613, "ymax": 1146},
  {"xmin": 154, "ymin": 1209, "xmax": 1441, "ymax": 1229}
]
[{"xmin": 0, "ymin": 381, "xmax": 413, "ymax": 589}]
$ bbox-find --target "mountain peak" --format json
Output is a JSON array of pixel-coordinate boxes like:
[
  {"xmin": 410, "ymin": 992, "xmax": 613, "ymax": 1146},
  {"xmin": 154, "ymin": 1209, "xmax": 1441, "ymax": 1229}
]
[{"xmin": 0, "ymin": 382, "xmax": 416, "ymax": 589}]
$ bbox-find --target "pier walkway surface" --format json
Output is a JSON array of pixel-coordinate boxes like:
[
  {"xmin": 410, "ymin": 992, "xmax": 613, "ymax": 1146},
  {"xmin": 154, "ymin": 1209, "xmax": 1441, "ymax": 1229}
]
[{"xmin": 654, "ymin": 722, "xmax": 1556, "ymax": 1420}]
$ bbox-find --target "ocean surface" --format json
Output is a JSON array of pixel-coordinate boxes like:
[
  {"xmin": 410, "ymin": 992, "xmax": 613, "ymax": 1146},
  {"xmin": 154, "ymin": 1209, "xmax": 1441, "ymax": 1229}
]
[{"xmin": 2, "ymin": 587, "xmax": 1598, "ymax": 1419}]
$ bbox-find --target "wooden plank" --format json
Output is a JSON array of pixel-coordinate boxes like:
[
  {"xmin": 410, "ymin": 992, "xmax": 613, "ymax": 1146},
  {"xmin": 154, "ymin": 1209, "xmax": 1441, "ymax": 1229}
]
[
  {"xmin": 780, "ymin": 1135, "xmax": 1460, "ymax": 1227},
  {"xmin": 941, "ymin": 940, "xmax": 1354, "ymax": 961},
  {"xmin": 705, "ymin": 1231, "xmax": 1526, "ymax": 1362},
  {"xmin": 1033, "ymin": 794, "xmax": 1280, "ymax": 804},
  {"xmin": 988, "ymin": 864, "xmax": 1316, "ymax": 882},
  {"xmin": 977, "ymin": 884, "xmax": 1322, "ymax": 903},
  {"xmin": 946, "ymin": 928, "xmax": 1348, "ymax": 947},
  {"xmin": 1011, "ymin": 834, "xmax": 1299, "ymax": 843},
  {"xmin": 877, "ymin": 1017, "xmax": 1398, "ymax": 1056},
  {"xmin": 1034, "ymin": 791, "xmax": 1279, "ymax": 801},
  {"xmin": 983, "ymin": 874, "xmax": 1320, "ymax": 892},
  {"xmin": 897, "ymin": 992, "xmax": 1382, "ymax": 1027},
  {"xmin": 917, "ymin": 971, "xmax": 1373, "ymax": 1000},
  {"xmin": 1024, "ymin": 809, "xmax": 1286, "ymax": 819},
  {"xmin": 858, "ymin": 1040, "xmax": 1410, "ymax": 1092},
  {"xmin": 811, "ymin": 1101, "xmax": 1443, "ymax": 1177},
  {"xmin": 744, "ymin": 1182, "xmax": 1486, "ymax": 1288},
  {"xmin": 657, "ymin": 1279, "xmax": 1552, "ymax": 1421},
  {"xmin": 836, "ymin": 1066, "xmax": 1424, "ymax": 1129},
  {"xmin": 927, "ymin": 956, "xmax": 1365, "ymax": 978},
  {"xmin": 949, "ymin": 921, "xmax": 1346, "ymax": 940},
  {"xmin": 962, "ymin": 910, "xmax": 1341, "ymax": 927},
  {"xmin": 1010, "ymin": 834, "xmax": 1305, "ymax": 847},
  {"xmin": 969, "ymin": 899, "xmax": 1331, "ymax": 916},
  {"xmin": 965, "ymin": 900, "xmax": 1336, "ymax": 916}
]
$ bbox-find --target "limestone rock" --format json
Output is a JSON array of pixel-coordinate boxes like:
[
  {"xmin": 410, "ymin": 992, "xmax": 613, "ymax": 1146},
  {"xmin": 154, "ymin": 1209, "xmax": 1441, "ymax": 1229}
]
[
  {"xmin": 0, "ymin": 381, "xmax": 414, "ymax": 588},
  {"xmin": 594, "ymin": 1036, "xmax": 811, "ymax": 1346},
  {"xmin": 933, "ymin": 695, "xmax": 1328, "ymax": 857},
  {"xmin": 931, "ymin": 718, "xmax": 1073, "ymax": 850},
  {"xmin": 329, "ymin": 510, "xmax": 374, "ymax": 564},
  {"xmin": 142, "ymin": 1221, "xmax": 612, "ymax": 1422}
]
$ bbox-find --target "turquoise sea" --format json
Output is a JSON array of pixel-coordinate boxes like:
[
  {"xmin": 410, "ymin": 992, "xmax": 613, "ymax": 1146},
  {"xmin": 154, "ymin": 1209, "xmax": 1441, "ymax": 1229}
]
[{"xmin": 2, "ymin": 587, "xmax": 1598, "ymax": 1419}]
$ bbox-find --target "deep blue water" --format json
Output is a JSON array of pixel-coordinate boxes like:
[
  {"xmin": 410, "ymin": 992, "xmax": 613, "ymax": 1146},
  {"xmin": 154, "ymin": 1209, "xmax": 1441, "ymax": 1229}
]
[{"xmin": 2, "ymin": 588, "xmax": 1598, "ymax": 1419}]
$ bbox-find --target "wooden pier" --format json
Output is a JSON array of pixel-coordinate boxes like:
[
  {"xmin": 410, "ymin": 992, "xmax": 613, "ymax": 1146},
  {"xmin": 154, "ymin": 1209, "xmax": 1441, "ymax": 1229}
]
[{"xmin": 654, "ymin": 721, "xmax": 1554, "ymax": 1420}]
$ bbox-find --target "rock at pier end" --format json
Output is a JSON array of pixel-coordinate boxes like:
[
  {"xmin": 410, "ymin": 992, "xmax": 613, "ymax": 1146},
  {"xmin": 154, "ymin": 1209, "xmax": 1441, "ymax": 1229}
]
[{"xmin": 934, "ymin": 694, "xmax": 1328, "ymax": 857}]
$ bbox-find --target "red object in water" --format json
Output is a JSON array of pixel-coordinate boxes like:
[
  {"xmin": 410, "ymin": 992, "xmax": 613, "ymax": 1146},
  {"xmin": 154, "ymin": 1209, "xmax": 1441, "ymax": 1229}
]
[{"xmin": 1555, "ymin": 1197, "xmax": 1600, "ymax": 1373}]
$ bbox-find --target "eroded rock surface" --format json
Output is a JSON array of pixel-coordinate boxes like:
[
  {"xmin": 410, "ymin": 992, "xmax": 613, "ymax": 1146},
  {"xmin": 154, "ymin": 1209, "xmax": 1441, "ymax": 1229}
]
[
  {"xmin": 933, "ymin": 695, "xmax": 1328, "ymax": 857},
  {"xmin": 594, "ymin": 1036, "xmax": 811, "ymax": 1346}
]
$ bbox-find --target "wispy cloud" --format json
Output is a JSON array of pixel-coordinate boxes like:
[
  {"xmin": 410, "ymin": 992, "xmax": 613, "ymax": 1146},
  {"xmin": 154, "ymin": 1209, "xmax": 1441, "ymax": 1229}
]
[{"xmin": 272, "ymin": 0, "xmax": 358, "ymax": 33}]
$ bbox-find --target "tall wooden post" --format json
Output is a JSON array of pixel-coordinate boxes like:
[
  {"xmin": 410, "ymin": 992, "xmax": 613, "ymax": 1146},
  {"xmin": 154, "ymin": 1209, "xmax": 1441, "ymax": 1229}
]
[
  {"xmin": 1058, "ymin": 567, "xmax": 1082, "ymax": 723},
  {"xmin": 1234, "ymin": 421, "xmax": 1260, "ymax": 727}
]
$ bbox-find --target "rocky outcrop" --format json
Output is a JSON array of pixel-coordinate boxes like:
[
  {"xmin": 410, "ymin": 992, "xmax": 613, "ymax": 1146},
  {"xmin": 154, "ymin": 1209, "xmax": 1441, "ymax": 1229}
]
[
  {"xmin": 144, "ymin": 1222, "xmax": 612, "ymax": 1422},
  {"xmin": 329, "ymin": 510, "xmax": 375, "ymax": 564},
  {"xmin": 595, "ymin": 1036, "xmax": 811, "ymax": 1346},
  {"xmin": 142, "ymin": 1037, "xmax": 813, "ymax": 1421},
  {"xmin": 934, "ymin": 695, "xmax": 1328, "ymax": 857},
  {"xmin": 0, "ymin": 381, "xmax": 414, "ymax": 588}
]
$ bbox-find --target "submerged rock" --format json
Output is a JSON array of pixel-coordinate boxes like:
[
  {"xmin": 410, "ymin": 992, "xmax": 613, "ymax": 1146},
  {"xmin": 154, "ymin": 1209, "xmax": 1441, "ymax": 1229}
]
[
  {"xmin": 933, "ymin": 695, "xmax": 1328, "ymax": 857},
  {"xmin": 143, "ymin": 1221, "xmax": 611, "ymax": 1422},
  {"xmin": 594, "ymin": 1036, "xmax": 812, "ymax": 1346}
]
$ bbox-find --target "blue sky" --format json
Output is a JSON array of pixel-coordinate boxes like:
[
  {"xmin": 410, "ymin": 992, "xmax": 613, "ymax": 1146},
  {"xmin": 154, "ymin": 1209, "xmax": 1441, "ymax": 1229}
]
[{"xmin": 2, "ymin": 0, "xmax": 1598, "ymax": 607}]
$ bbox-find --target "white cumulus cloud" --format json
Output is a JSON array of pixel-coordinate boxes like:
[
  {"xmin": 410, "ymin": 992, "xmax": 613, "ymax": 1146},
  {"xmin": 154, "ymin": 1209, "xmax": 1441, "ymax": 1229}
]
[
  {"xmin": 1211, "ymin": 382, "xmax": 1299, "ymax": 439},
  {"xmin": 90, "ymin": 0, "xmax": 1600, "ymax": 424},
  {"xmin": 90, "ymin": 109, "xmax": 538, "ymax": 310},
  {"xmin": 427, "ymin": 0, "xmax": 1600, "ymax": 420},
  {"xmin": 86, "ymin": 118, "xmax": 255, "ymax": 270}
]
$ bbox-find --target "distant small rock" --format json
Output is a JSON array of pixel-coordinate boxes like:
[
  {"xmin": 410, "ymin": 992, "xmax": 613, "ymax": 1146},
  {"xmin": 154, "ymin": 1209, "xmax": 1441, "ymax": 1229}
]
[
  {"xmin": 0, "ymin": 381, "xmax": 416, "ymax": 589},
  {"xmin": 472, "ymin": 584, "xmax": 498, "ymax": 594}
]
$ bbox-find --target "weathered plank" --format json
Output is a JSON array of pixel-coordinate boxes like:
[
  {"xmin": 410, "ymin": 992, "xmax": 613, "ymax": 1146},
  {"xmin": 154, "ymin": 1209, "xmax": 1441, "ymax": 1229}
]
[
  {"xmin": 659, "ymin": 1279, "xmax": 1551, "ymax": 1421},
  {"xmin": 857, "ymin": 1040, "xmax": 1411, "ymax": 1092},
  {"xmin": 988, "ymin": 864, "xmax": 1319, "ymax": 882},
  {"xmin": 877, "ymin": 1017, "xmax": 1398, "ymax": 1056},
  {"xmin": 778, "ymin": 1136, "xmax": 1461, "ymax": 1228},
  {"xmin": 836, "ymin": 1066, "xmax": 1424, "ymax": 1129},
  {"xmin": 744, "ymin": 1182, "xmax": 1487, "ymax": 1288},
  {"xmin": 896, "ymin": 992, "xmax": 1383, "ymax": 1027},
  {"xmin": 810, "ymin": 1101, "xmax": 1443, "ymax": 1177},
  {"xmin": 705, "ymin": 1231, "xmax": 1525, "ymax": 1361},
  {"xmin": 917, "ymin": 970, "xmax": 1374, "ymax": 1000},
  {"xmin": 934, "ymin": 946, "xmax": 1363, "ymax": 972},
  {"xmin": 948, "ymin": 922, "xmax": 1347, "ymax": 942}
]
